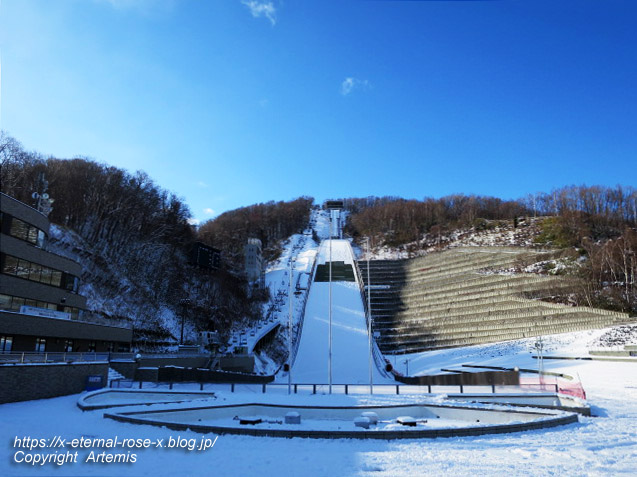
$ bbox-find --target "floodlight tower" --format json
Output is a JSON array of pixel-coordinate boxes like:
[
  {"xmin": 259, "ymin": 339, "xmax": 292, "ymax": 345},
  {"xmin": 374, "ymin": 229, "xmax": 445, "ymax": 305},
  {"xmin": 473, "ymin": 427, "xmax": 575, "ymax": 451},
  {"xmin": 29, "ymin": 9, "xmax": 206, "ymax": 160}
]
[
  {"xmin": 288, "ymin": 257, "xmax": 295, "ymax": 394},
  {"xmin": 328, "ymin": 213, "xmax": 333, "ymax": 394},
  {"xmin": 366, "ymin": 237, "xmax": 373, "ymax": 394}
]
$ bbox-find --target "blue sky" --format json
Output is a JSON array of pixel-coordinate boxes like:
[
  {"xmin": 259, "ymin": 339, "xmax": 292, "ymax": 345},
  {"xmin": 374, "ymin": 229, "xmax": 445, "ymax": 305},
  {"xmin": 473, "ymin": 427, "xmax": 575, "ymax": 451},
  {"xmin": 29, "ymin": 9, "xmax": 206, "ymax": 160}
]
[{"xmin": 2, "ymin": 0, "xmax": 636, "ymax": 224}]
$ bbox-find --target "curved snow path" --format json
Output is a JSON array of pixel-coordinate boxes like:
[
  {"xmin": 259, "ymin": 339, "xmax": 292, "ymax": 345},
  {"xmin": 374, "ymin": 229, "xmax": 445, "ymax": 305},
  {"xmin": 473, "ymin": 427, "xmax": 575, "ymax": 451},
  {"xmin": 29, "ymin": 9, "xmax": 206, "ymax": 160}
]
[{"xmin": 291, "ymin": 239, "xmax": 392, "ymax": 384}]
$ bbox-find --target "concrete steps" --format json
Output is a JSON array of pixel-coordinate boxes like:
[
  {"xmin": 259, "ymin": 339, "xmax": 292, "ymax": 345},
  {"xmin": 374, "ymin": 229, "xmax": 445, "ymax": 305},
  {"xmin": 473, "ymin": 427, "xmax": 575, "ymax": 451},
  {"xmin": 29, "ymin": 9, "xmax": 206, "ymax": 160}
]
[{"xmin": 358, "ymin": 246, "xmax": 630, "ymax": 354}]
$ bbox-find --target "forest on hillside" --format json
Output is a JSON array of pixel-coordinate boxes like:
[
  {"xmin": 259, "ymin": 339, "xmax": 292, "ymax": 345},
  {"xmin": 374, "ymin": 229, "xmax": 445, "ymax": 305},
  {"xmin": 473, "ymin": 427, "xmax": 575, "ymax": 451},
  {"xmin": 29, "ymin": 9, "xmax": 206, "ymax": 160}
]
[
  {"xmin": 0, "ymin": 133, "xmax": 264, "ymax": 345},
  {"xmin": 2, "ymin": 131, "xmax": 635, "ymax": 323},
  {"xmin": 197, "ymin": 197, "xmax": 314, "ymax": 268}
]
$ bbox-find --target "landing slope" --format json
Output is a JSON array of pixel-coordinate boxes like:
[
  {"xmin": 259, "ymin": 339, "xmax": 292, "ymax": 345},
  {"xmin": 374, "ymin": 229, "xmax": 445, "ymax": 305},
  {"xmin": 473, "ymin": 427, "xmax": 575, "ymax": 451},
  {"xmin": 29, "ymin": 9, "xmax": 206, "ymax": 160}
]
[{"xmin": 292, "ymin": 239, "xmax": 390, "ymax": 384}]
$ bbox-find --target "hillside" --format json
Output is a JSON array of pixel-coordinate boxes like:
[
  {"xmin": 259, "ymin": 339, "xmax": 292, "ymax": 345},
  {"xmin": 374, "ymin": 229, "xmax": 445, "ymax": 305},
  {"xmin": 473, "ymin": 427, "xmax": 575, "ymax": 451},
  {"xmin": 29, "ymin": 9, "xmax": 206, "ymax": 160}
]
[
  {"xmin": 1, "ymin": 134, "xmax": 263, "ymax": 349},
  {"xmin": 1, "ymin": 132, "xmax": 634, "ymax": 357},
  {"xmin": 350, "ymin": 196, "xmax": 637, "ymax": 316}
]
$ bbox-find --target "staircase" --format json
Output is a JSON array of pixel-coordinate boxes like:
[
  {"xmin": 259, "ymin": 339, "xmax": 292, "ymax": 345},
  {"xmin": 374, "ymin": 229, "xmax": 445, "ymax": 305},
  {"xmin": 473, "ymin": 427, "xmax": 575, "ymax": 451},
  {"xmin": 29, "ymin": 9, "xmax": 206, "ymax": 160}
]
[
  {"xmin": 108, "ymin": 367, "xmax": 126, "ymax": 385},
  {"xmin": 359, "ymin": 247, "xmax": 631, "ymax": 354}
]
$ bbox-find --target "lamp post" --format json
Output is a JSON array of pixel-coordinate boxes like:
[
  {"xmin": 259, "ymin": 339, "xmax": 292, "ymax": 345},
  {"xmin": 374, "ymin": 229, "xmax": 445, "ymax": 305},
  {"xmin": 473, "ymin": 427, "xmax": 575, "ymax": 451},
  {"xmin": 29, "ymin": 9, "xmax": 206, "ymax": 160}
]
[
  {"xmin": 179, "ymin": 298, "xmax": 191, "ymax": 345},
  {"xmin": 328, "ymin": 213, "xmax": 333, "ymax": 394},
  {"xmin": 535, "ymin": 336, "xmax": 545, "ymax": 388},
  {"xmin": 288, "ymin": 257, "xmax": 295, "ymax": 394},
  {"xmin": 365, "ymin": 237, "xmax": 373, "ymax": 394}
]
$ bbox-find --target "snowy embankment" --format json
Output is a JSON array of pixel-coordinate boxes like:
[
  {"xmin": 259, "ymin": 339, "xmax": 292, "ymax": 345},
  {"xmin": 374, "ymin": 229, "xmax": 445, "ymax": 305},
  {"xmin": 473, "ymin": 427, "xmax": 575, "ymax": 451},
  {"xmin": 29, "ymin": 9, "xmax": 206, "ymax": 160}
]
[
  {"xmin": 249, "ymin": 209, "xmax": 328, "ymax": 374},
  {"xmin": 1, "ymin": 327, "xmax": 636, "ymax": 476}
]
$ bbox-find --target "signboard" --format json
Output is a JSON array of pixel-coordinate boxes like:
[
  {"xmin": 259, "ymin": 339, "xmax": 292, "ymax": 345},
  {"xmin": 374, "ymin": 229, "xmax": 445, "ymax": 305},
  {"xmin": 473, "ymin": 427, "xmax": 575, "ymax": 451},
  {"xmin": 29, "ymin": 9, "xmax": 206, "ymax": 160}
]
[
  {"xmin": 85, "ymin": 375, "xmax": 105, "ymax": 391},
  {"xmin": 325, "ymin": 200, "xmax": 344, "ymax": 210},
  {"xmin": 20, "ymin": 306, "xmax": 71, "ymax": 320}
]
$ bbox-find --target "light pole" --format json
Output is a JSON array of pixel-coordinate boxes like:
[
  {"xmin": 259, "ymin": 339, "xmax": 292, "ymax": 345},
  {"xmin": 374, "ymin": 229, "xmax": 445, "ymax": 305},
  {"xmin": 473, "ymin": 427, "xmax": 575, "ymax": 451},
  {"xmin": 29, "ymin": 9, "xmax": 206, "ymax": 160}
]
[
  {"xmin": 288, "ymin": 257, "xmax": 295, "ymax": 394},
  {"xmin": 535, "ymin": 335, "xmax": 545, "ymax": 388},
  {"xmin": 366, "ymin": 237, "xmax": 373, "ymax": 394},
  {"xmin": 328, "ymin": 213, "xmax": 333, "ymax": 394},
  {"xmin": 179, "ymin": 298, "xmax": 190, "ymax": 345}
]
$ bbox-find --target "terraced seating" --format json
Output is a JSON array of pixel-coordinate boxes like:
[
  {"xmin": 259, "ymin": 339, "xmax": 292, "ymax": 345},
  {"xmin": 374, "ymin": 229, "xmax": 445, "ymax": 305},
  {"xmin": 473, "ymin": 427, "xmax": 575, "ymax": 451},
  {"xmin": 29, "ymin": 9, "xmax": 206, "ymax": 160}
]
[{"xmin": 358, "ymin": 247, "xmax": 630, "ymax": 354}]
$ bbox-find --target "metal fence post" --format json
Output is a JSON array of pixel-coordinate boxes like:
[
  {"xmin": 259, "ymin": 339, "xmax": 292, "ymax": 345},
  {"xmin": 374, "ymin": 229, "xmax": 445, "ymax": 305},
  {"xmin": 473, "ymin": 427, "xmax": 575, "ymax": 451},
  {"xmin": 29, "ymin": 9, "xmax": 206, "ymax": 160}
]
[{"xmin": 396, "ymin": 385, "xmax": 400, "ymax": 395}]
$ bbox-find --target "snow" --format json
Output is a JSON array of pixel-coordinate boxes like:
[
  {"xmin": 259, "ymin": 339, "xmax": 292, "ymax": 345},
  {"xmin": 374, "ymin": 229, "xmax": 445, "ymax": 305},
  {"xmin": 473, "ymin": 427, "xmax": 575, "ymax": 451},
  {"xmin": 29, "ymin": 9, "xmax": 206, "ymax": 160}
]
[
  {"xmin": 1, "ymin": 327, "xmax": 637, "ymax": 476},
  {"xmin": 4, "ymin": 214, "xmax": 636, "ymax": 475},
  {"xmin": 291, "ymin": 239, "xmax": 391, "ymax": 384}
]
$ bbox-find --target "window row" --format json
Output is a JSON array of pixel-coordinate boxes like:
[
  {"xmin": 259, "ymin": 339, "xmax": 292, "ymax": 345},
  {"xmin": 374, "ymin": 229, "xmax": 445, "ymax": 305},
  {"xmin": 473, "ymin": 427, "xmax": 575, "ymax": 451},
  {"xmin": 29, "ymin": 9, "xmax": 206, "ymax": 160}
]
[
  {"xmin": 0, "ymin": 337, "xmax": 123, "ymax": 353},
  {"xmin": 0, "ymin": 294, "xmax": 81, "ymax": 320},
  {"xmin": 0, "ymin": 212, "xmax": 47, "ymax": 248},
  {"xmin": 0, "ymin": 254, "xmax": 79, "ymax": 292},
  {"xmin": 1, "ymin": 335, "xmax": 12, "ymax": 353}
]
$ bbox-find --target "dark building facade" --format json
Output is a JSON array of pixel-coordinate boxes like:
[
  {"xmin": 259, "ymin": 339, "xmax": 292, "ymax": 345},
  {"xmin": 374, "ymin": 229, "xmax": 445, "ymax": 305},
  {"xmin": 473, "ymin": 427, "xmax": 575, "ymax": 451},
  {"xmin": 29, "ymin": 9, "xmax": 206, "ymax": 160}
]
[
  {"xmin": 189, "ymin": 242, "xmax": 221, "ymax": 270},
  {"xmin": 1, "ymin": 193, "xmax": 132, "ymax": 353}
]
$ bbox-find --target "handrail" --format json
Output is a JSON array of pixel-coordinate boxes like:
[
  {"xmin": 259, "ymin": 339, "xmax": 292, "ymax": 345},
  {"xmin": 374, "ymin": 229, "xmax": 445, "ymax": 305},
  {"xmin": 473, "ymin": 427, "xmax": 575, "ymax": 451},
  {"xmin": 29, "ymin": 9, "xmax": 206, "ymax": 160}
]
[
  {"xmin": 289, "ymin": 249, "xmax": 318, "ymax": 367},
  {"xmin": 0, "ymin": 351, "xmax": 117, "ymax": 364}
]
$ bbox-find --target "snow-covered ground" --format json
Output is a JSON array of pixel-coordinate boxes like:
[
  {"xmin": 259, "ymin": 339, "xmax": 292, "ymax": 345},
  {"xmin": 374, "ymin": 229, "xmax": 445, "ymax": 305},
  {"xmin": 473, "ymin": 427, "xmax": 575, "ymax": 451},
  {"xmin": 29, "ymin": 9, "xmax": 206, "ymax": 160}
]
[
  {"xmin": 5, "ymin": 214, "xmax": 635, "ymax": 476},
  {"xmin": 292, "ymin": 239, "xmax": 391, "ymax": 384},
  {"xmin": 2, "ymin": 327, "xmax": 636, "ymax": 476}
]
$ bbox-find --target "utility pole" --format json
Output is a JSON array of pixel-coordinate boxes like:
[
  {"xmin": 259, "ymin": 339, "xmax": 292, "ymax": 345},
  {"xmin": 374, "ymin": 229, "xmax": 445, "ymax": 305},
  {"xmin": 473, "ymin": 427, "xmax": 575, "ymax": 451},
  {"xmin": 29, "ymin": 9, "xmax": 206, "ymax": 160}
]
[
  {"xmin": 288, "ymin": 257, "xmax": 294, "ymax": 394},
  {"xmin": 535, "ymin": 336, "xmax": 545, "ymax": 388},
  {"xmin": 366, "ymin": 237, "xmax": 373, "ymax": 394},
  {"xmin": 328, "ymin": 213, "xmax": 333, "ymax": 394}
]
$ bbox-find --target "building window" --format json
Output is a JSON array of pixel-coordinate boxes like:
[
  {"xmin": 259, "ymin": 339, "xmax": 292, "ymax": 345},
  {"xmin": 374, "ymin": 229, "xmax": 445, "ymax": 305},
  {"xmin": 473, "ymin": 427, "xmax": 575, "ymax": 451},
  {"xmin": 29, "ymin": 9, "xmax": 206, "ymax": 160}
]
[
  {"xmin": 1, "ymin": 335, "xmax": 13, "ymax": 353},
  {"xmin": 0, "ymin": 294, "xmax": 76, "ymax": 316},
  {"xmin": 62, "ymin": 306, "xmax": 80, "ymax": 320},
  {"xmin": 1, "ymin": 254, "xmax": 78, "ymax": 293},
  {"xmin": 64, "ymin": 340, "xmax": 74, "ymax": 352},
  {"xmin": 35, "ymin": 338, "xmax": 46, "ymax": 353},
  {"xmin": 62, "ymin": 274, "xmax": 79, "ymax": 293},
  {"xmin": 7, "ymin": 216, "xmax": 46, "ymax": 248}
]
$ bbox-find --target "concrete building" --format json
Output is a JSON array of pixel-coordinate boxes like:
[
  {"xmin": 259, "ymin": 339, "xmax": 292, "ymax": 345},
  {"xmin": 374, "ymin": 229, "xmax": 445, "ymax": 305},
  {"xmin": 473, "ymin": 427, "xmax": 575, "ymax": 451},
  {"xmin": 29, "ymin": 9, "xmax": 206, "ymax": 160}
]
[
  {"xmin": 0, "ymin": 193, "xmax": 132, "ymax": 353},
  {"xmin": 244, "ymin": 238, "xmax": 263, "ymax": 284}
]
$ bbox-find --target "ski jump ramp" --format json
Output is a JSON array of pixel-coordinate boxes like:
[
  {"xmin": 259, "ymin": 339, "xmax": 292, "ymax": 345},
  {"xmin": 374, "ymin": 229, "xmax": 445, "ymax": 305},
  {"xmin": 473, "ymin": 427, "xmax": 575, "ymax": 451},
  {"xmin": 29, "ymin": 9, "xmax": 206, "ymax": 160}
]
[{"xmin": 292, "ymin": 239, "xmax": 392, "ymax": 384}]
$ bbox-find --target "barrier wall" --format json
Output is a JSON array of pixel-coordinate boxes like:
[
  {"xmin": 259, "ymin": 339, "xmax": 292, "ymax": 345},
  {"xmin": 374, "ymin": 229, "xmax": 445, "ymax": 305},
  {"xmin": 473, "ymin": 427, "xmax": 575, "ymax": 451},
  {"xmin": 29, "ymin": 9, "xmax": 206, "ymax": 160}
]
[{"xmin": 0, "ymin": 362, "xmax": 108, "ymax": 403}]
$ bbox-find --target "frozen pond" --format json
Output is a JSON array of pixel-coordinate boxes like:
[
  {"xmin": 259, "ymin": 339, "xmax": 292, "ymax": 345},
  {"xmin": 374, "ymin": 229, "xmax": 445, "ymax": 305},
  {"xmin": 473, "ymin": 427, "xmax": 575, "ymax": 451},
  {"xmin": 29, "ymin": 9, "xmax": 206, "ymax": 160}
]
[{"xmin": 105, "ymin": 402, "xmax": 577, "ymax": 439}]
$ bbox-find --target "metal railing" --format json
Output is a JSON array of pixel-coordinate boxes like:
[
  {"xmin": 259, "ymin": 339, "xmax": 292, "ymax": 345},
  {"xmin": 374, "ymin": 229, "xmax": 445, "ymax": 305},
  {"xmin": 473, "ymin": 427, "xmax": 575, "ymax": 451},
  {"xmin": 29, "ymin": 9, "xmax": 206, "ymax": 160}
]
[
  {"xmin": 289, "ymin": 251, "xmax": 317, "ymax": 367},
  {"xmin": 224, "ymin": 382, "xmax": 559, "ymax": 396},
  {"xmin": 0, "ymin": 351, "xmax": 135, "ymax": 364},
  {"xmin": 107, "ymin": 381, "xmax": 562, "ymax": 395}
]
